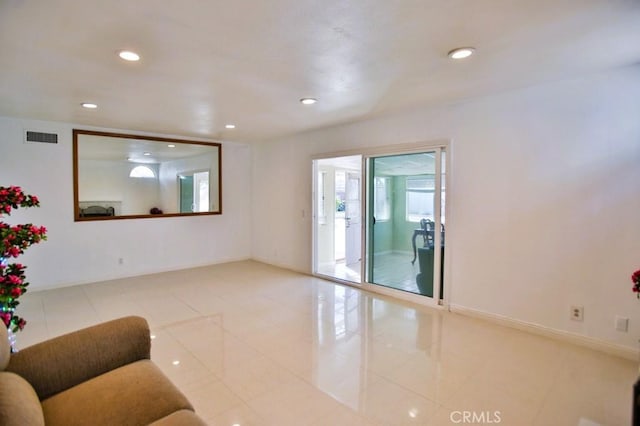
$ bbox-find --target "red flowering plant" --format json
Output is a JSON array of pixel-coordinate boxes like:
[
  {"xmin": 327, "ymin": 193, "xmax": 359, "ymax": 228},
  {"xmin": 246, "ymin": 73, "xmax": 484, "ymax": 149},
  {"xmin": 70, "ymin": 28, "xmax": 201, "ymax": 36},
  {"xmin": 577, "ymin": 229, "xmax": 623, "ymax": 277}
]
[
  {"xmin": 0, "ymin": 186, "xmax": 47, "ymax": 332},
  {"xmin": 633, "ymin": 269, "xmax": 640, "ymax": 299}
]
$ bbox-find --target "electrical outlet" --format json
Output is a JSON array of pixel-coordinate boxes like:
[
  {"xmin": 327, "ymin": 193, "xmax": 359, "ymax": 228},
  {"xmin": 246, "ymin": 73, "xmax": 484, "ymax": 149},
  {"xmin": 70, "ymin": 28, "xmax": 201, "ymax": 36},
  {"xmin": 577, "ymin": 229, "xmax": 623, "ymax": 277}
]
[
  {"xmin": 570, "ymin": 305, "xmax": 584, "ymax": 321},
  {"xmin": 615, "ymin": 316, "xmax": 629, "ymax": 332}
]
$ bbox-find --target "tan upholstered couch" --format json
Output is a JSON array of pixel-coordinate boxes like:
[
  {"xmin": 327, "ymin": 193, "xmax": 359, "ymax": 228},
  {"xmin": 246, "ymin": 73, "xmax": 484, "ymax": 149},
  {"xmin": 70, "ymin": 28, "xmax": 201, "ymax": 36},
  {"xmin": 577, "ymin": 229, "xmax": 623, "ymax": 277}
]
[{"xmin": 0, "ymin": 316, "xmax": 207, "ymax": 425}]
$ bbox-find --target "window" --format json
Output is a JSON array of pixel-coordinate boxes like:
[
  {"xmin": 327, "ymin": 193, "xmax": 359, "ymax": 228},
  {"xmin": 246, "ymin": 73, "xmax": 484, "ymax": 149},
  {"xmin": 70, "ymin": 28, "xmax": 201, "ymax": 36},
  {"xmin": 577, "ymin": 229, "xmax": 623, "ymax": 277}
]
[
  {"xmin": 406, "ymin": 175, "xmax": 434, "ymax": 222},
  {"xmin": 129, "ymin": 165, "xmax": 155, "ymax": 178},
  {"xmin": 374, "ymin": 177, "xmax": 391, "ymax": 221}
]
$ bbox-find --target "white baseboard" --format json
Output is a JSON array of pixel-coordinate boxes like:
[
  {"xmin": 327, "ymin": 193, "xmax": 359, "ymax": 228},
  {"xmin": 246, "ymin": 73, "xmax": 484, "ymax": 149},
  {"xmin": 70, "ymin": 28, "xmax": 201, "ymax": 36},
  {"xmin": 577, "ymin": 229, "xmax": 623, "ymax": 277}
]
[
  {"xmin": 372, "ymin": 250, "xmax": 393, "ymax": 256},
  {"xmin": 249, "ymin": 255, "xmax": 311, "ymax": 276},
  {"xmin": 449, "ymin": 304, "xmax": 637, "ymax": 361}
]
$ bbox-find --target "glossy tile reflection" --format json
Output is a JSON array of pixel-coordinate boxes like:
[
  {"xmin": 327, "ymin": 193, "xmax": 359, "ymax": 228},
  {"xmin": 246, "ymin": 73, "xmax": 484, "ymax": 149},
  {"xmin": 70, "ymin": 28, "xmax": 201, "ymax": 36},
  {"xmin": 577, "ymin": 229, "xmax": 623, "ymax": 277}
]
[{"xmin": 17, "ymin": 261, "xmax": 636, "ymax": 425}]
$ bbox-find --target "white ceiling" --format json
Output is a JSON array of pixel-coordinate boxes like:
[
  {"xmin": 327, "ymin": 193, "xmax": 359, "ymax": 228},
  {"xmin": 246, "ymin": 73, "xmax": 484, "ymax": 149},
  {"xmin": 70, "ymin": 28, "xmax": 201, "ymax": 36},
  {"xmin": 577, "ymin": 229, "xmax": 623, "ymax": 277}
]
[{"xmin": 1, "ymin": 1, "xmax": 639, "ymax": 143}]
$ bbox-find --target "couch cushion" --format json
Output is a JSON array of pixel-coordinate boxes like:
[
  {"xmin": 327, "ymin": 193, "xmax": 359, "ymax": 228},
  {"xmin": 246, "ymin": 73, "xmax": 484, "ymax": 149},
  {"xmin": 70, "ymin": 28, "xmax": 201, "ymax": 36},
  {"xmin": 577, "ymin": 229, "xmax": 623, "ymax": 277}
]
[
  {"xmin": 149, "ymin": 409, "xmax": 209, "ymax": 426},
  {"xmin": 41, "ymin": 360, "xmax": 193, "ymax": 426},
  {"xmin": 7, "ymin": 315, "xmax": 151, "ymax": 400},
  {"xmin": 0, "ymin": 371, "xmax": 45, "ymax": 426}
]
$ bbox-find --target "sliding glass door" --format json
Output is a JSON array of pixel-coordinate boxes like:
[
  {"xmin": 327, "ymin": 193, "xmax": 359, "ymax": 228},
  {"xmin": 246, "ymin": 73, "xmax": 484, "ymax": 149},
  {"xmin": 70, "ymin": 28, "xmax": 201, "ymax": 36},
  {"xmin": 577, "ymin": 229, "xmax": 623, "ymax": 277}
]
[
  {"xmin": 313, "ymin": 146, "xmax": 447, "ymax": 304},
  {"xmin": 367, "ymin": 150, "xmax": 445, "ymax": 301}
]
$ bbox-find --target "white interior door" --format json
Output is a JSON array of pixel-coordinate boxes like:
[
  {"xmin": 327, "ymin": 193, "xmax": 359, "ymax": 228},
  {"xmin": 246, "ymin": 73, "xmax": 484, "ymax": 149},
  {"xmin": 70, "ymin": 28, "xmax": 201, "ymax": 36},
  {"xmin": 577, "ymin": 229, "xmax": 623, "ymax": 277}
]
[{"xmin": 345, "ymin": 172, "xmax": 361, "ymax": 266}]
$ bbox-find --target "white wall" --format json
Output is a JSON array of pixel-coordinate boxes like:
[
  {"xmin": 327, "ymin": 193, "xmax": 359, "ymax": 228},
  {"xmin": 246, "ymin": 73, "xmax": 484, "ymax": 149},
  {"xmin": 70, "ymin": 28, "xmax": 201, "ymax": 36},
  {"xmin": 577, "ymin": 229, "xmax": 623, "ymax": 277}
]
[
  {"xmin": 0, "ymin": 118, "xmax": 252, "ymax": 289},
  {"xmin": 251, "ymin": 64, "xmax": 640, "ymax": 351}
]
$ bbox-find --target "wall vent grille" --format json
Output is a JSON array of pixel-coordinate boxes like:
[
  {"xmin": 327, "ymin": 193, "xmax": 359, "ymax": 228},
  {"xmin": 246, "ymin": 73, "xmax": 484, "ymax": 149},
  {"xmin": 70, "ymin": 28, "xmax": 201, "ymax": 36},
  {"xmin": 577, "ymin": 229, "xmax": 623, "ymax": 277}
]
[{"xmin": 25, "ymin": 131, "xmax": 58, "ymax": 144}]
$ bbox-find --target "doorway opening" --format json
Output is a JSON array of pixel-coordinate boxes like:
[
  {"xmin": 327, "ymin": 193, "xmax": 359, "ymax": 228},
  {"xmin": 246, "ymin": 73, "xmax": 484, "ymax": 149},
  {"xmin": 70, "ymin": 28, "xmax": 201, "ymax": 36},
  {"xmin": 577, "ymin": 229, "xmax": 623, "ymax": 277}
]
[{"xmin": 313, "ymin": 156, "xmax": 362, "ymax": 284}]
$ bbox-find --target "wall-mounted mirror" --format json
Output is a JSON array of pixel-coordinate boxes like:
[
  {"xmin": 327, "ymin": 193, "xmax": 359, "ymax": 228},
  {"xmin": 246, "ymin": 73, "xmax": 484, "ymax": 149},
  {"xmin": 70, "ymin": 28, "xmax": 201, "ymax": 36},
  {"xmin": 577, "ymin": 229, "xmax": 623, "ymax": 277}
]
[{"xmin": 73, "ymin": 129, "xmax": 221, "ymax": 221}]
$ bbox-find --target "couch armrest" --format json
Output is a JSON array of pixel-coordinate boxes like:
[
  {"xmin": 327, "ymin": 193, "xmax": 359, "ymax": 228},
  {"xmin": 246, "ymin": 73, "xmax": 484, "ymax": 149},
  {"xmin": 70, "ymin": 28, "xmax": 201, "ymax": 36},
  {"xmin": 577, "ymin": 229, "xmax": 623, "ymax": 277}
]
[{"xmin": 7, "ymin": 316, "xmax": 151, "ymax": 400}]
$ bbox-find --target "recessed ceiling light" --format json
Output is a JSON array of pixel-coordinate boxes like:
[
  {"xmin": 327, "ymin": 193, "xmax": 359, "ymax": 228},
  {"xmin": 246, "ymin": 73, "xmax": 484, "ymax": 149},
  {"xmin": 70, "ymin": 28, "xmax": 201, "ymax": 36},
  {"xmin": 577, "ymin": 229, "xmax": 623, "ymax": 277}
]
[
  {"xmin": 143, "ymin": 152, "xmax": 151, "ymax": 156},
  {"xmin": 300, "ymin": 98, "xmax": 317, "ymax": 105},
  {"xmin": 118, "ymin": 50, "xmax": 140, "ymax": 61},
  {"xmin": 448, "ymin": 47, "xmax": 475, "ymax": 59},
  {"xmin": 81, "ymin": 102, "xmax": 98, "ymax": 109},
  {"xmin": 225, "ymin": 124, "xmax": 236, "ymax": 129},
  {"xmin": 167, "ymin": 144, "xmax": 176, "ymax": 148}
]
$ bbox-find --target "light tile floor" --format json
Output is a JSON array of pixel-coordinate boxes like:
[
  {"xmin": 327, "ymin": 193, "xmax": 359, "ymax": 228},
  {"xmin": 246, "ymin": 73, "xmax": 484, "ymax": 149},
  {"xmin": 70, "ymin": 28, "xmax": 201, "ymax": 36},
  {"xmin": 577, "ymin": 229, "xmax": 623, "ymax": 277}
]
[
  {"xmin": 371, "ymin": 252, "xmax": 421, "ymax": 294},
  {"xmin": 14, "ymin": 260, "xmax": 637, "ymax": 425}
]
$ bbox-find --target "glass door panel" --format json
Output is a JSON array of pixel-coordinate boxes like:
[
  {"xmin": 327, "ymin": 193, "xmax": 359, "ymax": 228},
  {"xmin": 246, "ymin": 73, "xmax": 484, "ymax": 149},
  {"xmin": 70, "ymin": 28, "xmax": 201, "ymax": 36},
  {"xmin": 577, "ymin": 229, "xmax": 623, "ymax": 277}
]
[
  {"xmin": 367, "ymin": 150, "xmax": 445, "ymax": 300},
  {"xmin": 179, "ymin": 175, "xmax": 194, "ymax": 213}
]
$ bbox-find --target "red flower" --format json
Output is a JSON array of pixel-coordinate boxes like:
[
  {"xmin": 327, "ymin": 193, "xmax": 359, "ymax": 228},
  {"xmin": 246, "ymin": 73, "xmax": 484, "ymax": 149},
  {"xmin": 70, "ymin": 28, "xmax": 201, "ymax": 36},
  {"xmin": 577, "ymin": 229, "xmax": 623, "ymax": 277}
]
[
  {"xmin": 632, "ymin": 269, "xmax": 640, "ymax": 298},
  {"xmin": 16, "ymin": 318, "xmax": 26, "ymax": 330},
  {"xmin": 0, "ymin": 313, "xmax": 11, "ymax": 327},
  {"xmin": 8, "ymin": 275, "xmax": 22, "ymax": 285}
]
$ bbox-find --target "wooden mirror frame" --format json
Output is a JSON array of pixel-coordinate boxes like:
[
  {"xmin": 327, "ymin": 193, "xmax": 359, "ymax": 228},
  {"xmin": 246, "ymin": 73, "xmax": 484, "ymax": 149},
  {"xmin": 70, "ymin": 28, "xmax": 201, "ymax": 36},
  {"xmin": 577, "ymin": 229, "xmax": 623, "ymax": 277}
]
[{"xmin": 73, "ymin": 129, "xmax": 222, "ymax": 221}]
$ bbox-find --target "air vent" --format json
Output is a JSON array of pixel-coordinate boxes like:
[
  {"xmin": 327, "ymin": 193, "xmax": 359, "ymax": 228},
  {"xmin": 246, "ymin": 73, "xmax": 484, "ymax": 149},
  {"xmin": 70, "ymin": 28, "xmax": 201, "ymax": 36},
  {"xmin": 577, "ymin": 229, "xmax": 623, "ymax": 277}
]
[{"xmin": 25, "ymin": 131, "xmax": 58, "ymax": 144}]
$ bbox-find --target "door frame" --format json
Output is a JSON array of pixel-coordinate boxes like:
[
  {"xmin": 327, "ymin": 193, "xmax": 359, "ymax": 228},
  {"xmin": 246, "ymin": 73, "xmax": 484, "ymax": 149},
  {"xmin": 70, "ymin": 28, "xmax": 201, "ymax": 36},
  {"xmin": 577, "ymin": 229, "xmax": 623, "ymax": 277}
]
[
  {"xmin": 312, "ymin": 157, "xmax": 364, "ymax": 284},
  {"xmin": 365, "ymin": 148, "xmax": 445, "ymax": 307},
  {"xmin": 311, "ymin": 139, "xmax": 452, "ymax": 309},
  {"xmin": 344, "ymin": 171, "xmax": 362, "ymax": 266}
]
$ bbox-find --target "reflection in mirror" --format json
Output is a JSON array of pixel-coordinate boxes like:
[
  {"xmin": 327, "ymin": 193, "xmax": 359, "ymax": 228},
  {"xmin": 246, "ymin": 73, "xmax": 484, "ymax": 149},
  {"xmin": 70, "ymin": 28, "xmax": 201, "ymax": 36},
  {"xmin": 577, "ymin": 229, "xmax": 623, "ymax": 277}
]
[{"xmin": 73, "ymin": 129, "xmax": 221, "ymax": 221}]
